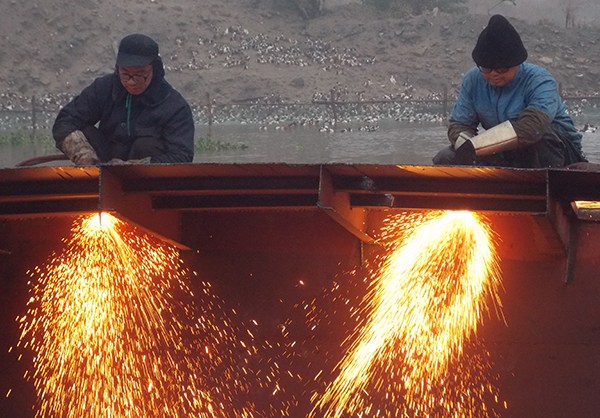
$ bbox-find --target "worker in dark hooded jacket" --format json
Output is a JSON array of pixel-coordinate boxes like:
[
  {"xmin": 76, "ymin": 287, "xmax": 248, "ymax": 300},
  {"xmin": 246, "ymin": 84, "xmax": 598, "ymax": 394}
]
[
  {"xmin": 53, "ymin": 33, "xmax": 194, "ymax": 165},
  {"xmin": 432, "ymin": 15, "xmax": 586, "ymax": 168}
]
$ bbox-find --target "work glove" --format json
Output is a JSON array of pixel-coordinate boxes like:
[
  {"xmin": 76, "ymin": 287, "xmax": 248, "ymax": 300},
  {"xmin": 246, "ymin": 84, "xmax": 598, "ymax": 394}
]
[
  {"xmin": 107, "ymin": 157, "xmax": 152, "ymax": 165},
  {"xmin": 453, "ymin": 131, "xmax": 476, "ymax": 165},
  {"xmin": 59, "ymin": 130, "xmax": 99, "ymax": 165},
  {"xmin": 455, "ymin": 121, "xmax": 519, "ymax": 157}
]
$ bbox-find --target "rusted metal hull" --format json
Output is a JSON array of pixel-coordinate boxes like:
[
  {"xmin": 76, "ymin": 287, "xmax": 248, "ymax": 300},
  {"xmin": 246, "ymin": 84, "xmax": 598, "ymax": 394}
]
[{"xmin": 1, "ymin": 163, "xmax": 599, "ymax": 417}]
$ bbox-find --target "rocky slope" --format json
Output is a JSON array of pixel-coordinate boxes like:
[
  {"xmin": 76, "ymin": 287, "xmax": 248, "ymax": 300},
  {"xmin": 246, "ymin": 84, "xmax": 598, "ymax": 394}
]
[{"xmin": 1, "ymin": 0, "xmax": 599, "ymax": 110}]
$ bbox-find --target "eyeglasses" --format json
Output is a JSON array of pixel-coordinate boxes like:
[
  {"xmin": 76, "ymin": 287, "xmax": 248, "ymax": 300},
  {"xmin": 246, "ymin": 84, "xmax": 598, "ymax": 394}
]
[
  {"xmin": 119, "ymin": 71, "xmax": 151, "ymax": 83},
  {"xmin": 478, "ymin": 66, "xmax": 511, "ymax": 75}
]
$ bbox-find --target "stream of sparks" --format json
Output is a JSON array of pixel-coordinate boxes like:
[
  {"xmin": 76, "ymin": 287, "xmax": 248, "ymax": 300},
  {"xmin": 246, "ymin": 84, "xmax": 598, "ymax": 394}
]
[
  {"xmin": 310, "ymin": 210, "xmax": 505, "ymax": 417},
  {"xmin": 16, "ymin": 213, "xmax": 262, "ymax": 417}
]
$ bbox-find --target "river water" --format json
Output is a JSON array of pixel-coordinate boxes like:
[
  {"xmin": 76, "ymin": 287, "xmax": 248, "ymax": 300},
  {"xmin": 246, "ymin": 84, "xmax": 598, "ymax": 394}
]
[{"xmin": 1, "ymin": 107, "xmax": 599, "ymax": 168}]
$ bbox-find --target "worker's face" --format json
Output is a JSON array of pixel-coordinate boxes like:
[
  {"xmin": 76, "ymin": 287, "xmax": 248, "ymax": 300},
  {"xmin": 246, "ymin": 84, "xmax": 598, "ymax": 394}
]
[
  {"xmin": 479, "ymin": 66, "xmax": 519, "ymax": 87},
  {"xmin": 118, "ymin": 64, "xmax": 153, "ymax": 95}
]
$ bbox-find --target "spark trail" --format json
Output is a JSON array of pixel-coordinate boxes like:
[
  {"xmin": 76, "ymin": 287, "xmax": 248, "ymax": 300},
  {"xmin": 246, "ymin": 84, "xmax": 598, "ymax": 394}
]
[
  {"xmin": 16, "ymin": 213, "xmax": 266, "ymax": 417},
  {"xmin": 310, "ymin": 210, "xmax": 505, "ymax": 417}
]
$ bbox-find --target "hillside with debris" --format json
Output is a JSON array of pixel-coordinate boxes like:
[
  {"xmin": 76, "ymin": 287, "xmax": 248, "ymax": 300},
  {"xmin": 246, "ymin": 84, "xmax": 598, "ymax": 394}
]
[{"xmin": 1, "ymin": 0, "xmax": 599, "ymax": 109}]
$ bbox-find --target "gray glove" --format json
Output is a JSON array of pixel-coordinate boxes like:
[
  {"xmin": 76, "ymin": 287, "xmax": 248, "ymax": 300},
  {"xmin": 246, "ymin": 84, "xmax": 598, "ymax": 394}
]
[
  {"xmin": 107, "ymin": 157, "xmax": 152, "ymax": 165},
  {"xmin": 59, "ymin": 130, "xmax": 99, "ymax": 165}
]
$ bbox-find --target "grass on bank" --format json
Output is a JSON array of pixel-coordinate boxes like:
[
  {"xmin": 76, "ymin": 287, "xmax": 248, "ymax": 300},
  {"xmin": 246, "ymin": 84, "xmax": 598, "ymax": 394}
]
[{"xmin": 0, "ymin": 130, "xmax": 248, "ymax": 153}]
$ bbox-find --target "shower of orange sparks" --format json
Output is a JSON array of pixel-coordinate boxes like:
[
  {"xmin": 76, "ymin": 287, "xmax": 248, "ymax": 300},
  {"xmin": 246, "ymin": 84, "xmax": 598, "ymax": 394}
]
[
  {"xmin": 15, "ymin": 213, "xmax": 282, "ymax": 418},
  {"xmin": 309, "ymin": 210, "xmax": 506, "ymax": 418}
]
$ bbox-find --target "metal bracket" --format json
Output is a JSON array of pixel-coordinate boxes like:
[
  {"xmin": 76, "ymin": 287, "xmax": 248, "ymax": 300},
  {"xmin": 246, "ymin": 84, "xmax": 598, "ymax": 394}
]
[
  {"xmin": 317, "ymin": 166, "xmax": 375, "ymax": 244},
  {"xmin": 547, "ymin": 193, "xmax": 577, "ymax": 283},
  {"xmin": 99, "ymin": 168, "xmax": 189, "ymax": 250}
]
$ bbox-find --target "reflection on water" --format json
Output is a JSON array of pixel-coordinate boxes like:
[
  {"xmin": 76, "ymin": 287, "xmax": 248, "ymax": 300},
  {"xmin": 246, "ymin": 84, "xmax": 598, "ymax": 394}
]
[
  {"xmin": 194, "ymin": 108, "xmax": 600, "ymax": 165},
  {"xmin": 1, "ymin": 109, "xmax": 599, "ymax": 168},
  {"xmin": 195, "ymin": 120, "xmax": 447, "ymax": 165}
]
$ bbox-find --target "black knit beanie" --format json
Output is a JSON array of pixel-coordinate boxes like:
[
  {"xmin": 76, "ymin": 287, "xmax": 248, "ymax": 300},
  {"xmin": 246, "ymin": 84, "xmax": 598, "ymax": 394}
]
[{"xmin": 472, "ymin": 15, "xmax": 528, "ymax": 68}]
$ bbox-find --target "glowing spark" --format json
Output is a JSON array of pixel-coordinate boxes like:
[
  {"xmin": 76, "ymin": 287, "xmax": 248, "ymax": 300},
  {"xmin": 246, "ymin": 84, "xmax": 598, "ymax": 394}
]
[
  {"xmin": 16, "ymin": 213, "xmax": 273, "ymax": 417},
  {"xmin": 310, "ymin": 211, "xmax": 505, "ymax": 417}
]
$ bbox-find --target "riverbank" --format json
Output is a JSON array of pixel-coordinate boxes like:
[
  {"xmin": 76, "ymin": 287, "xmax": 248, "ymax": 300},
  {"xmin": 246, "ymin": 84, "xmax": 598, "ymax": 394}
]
[{"xmin": 2, "ymin": 107, "xmax": 599, "ymax": 169}]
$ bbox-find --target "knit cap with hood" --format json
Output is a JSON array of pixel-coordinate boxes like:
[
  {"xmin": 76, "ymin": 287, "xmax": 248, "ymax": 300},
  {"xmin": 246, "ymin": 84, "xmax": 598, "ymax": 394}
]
[
  {"xmin": 115, "ymin": 33, "xmax": 165, "ymax": 84},
  {"xmin": 116, "ymin": 34, "xmax": 159, "ymax": 67}
]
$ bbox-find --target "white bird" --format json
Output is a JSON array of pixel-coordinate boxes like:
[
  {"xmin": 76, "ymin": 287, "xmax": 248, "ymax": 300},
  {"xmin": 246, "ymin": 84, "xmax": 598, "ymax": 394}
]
[{"xmin": 581, "ymin": 124, "xmax": 597, "ymax": 133}]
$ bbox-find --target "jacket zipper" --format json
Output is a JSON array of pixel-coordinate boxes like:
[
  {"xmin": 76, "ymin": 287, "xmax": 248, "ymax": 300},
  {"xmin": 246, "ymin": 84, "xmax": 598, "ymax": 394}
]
[{"xmin": 125, "ymin": 94, "xmax": 132, "ymax": 137}]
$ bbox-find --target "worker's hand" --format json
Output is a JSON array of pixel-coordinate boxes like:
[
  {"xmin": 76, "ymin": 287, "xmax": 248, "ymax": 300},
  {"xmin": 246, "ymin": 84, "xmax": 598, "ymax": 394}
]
[
  {"xmin": 453, "ymin": 132, "xmax": 476, "ymax": 165},
  {"xmin": 107, "ymin": 157, "xmax": 152, "ymax": 165},
  {"xmin": 453, "ymin": 131, "xmax": 474, "ymax": 150},
  {"xmin": 59, "ymin": 130, "xmax": 99, "ymax": 166}
]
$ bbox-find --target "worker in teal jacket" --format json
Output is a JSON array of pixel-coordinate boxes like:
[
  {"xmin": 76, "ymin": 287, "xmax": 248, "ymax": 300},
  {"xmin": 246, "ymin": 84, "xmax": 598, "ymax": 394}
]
[{"xmin": 433, "ymin": 15, "xmax": 586, "ymax": 168}]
